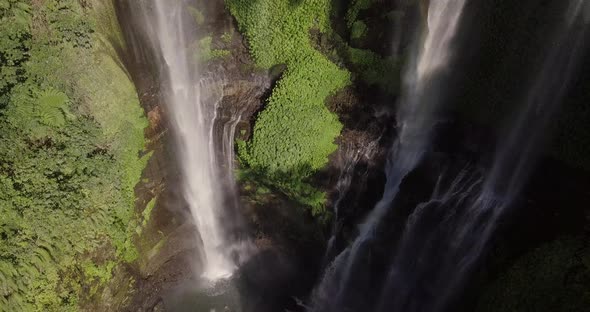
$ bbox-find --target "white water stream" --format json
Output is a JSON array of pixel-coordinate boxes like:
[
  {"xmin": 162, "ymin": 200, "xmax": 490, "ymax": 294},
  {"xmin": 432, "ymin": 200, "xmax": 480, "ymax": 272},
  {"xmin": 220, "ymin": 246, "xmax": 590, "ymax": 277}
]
[{"xmin": 139, "ymin": 0, "xmax": 252, "ymax": 280}]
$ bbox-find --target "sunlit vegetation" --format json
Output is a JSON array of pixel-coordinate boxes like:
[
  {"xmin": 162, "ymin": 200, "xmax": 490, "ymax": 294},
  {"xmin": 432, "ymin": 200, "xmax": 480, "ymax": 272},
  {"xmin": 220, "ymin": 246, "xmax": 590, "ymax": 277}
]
[
  {"xmin": 227, "ymin": 0, "xmax": 351, "ymax": 214},
  {"xmin": 0, "ymin": 0, "xmax": 148, "ymax": 310}
]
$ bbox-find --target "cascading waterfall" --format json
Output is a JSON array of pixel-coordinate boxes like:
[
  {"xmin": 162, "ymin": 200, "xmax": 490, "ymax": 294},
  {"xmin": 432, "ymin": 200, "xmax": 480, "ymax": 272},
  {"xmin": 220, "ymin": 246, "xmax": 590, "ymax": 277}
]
[
  {"xmin": 201, "ymin": 76, "xmax": 249, "ymax": 244},
  {"xmin": 374, "ymin": 2, "xmax": 589, "ymax": 312},
  {"xmin": 137, "ymin": 1, "xmax": 251, "ymax": 280},
  {"xmin": 116, "ymin": 0, "xmax": 589, "ymax": 309},
  {"xmin": 311, "ymin": 1, "xmax": 468, "ymax": 310}
]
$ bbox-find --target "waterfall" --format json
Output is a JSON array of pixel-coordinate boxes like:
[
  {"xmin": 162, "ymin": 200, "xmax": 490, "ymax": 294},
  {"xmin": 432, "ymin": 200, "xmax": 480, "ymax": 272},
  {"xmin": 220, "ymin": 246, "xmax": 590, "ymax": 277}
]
[
  {"xmin": 310, "ymin": 1, "xmax": 468, "ymax": 310},
  {"xmin": 482, "ymin": 0, "xmax": 590, "ymax": 202},
  {"xmin": 135, "ymin": 1, "xmax": 251, "ymax": 280},
  {"xmin": 374, "ymin": 2, "xmax": 589, "ymax": 312}
]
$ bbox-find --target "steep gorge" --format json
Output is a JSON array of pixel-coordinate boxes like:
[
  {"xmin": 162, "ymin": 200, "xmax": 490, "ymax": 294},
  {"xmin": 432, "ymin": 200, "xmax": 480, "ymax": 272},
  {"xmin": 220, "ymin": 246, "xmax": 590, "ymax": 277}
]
[{"xmin": 1, "ymin": 0, "xmax": 589, "ymax": 311}]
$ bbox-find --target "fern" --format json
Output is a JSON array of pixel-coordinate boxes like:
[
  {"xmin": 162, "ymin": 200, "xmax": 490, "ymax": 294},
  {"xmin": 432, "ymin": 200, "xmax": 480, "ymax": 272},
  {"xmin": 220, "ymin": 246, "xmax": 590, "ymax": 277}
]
[
  {"xmin": 8, "ymin": 291, "xmax": 24, "ymax": 310},
  {"xmin": 36, "ymin": 239, "xmax": 57, "ymax": 260},
  {"xmin": 0, "ymin": 265, "xmax": 8, "ymax": 295},
  {"xmin": 35, "ymin": 247, "xmax": 53, "ymax": 264},
  {"xmin": 36, "ymin": 89, "xmax": 69, "ymax": 128},
  {"xmin": 21, "ymin": 263, "xmax": 38, "ymax": 279},
  {"xmin": 14, "ymin": 2, "xmax": 31, "ymax": 13},
  {"xmin": 12, "ymin": 2, "xmax": 31, "ymax": 27},
  {"xmin": 38, "ymin": 110, "xmax": 65, "ymax": 128},
  {"xmin": 30, "ymin": 254, "xmax": 47, "ymax": 272}
]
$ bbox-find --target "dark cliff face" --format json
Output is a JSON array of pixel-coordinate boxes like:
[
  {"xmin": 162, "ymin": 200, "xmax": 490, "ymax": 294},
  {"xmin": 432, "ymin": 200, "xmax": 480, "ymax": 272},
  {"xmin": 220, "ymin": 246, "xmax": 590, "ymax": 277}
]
[
  {"xmin": 452, "ymin": 0, "xmax": 590, "ymax": 171},
  {"xmin": 413, "ymin": 2, "xmax": 590, "ymax": 311},
  {"xmin": 322, "ymin": 1, "xmax": 590, "ymax": 311}
]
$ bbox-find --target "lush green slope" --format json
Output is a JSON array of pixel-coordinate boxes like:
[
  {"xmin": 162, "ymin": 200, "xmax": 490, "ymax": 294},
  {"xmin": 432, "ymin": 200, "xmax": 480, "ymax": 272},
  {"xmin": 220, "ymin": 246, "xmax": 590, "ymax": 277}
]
[
  {"xmin": 0, "ymin": 0, "xmax": 148, "ymax": 310},
  {"xmin": 227, "ymin": 0, "xmax": 351, "ymax": 214}
]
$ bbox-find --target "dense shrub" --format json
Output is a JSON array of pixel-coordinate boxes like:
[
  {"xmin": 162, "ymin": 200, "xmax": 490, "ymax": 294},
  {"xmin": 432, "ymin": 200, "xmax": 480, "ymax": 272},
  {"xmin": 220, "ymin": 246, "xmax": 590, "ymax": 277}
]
[
  {"xmin": 345, "ymin": 0, "xmax": 374, "ymax": 28},
  {"xmin": 346, "ymin": 46, "xmax": 400, "ymax": 91},
  {"xmin": 350, "ymin": 21, "xmax": 368, "ymax": 40},
  {"xmin": 0, "ymin": 0, "xmax": 148, "ymax": 310},
  {"xmin": 227, "ymin": 0, "xmax": 351, "ymax": 213}
]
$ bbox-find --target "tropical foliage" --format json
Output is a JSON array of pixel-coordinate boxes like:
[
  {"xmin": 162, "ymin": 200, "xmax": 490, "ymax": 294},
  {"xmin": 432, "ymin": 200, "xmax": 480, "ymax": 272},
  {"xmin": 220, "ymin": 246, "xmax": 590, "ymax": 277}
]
[
  {"xmin": 345, "ymin": 46, "xmax": 400, "ymax": 92},
  {"xmin": 227, "ymin": 0, "xmax": 351, "ymax": 214},
  {"xmin": 0, "ymin": 0, "xmax": 148, "ymax": 310},
  {"xmin": 345, "ymin": 0, "xmax": 374, "ymax": 28}
]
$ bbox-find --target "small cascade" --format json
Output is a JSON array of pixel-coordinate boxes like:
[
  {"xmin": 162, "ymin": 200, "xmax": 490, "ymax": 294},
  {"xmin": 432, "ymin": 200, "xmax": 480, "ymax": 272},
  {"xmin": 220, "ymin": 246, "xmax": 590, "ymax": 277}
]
[
  {"xmin": 374, "ymin": 2, "xmax": 589, "ymax": 312},
  {"xmin": 323, "ymin": 139, "xmax": 379, "ymax": 266},
  {"xmin": 202, "ymin": 76, "xmax": 256, "ymax": 261}
]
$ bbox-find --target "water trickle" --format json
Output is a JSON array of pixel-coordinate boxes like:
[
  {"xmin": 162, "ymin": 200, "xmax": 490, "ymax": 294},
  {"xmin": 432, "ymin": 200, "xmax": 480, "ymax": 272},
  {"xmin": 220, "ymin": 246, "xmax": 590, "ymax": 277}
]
[{"xmin": 322, "ymin": 139, "xmax": 380, "ymax": 267}]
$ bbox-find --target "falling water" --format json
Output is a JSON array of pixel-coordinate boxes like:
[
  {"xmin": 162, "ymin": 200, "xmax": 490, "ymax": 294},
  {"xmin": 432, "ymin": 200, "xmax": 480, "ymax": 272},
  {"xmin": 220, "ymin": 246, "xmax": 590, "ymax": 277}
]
[
  {"xmin": 311, "ymin": 1, "xmax": 468, "ymax": 310},
  {"xmin": 136, "ymin": 1, "xmax": 250, "ymax": 280},
  {"xmin": 483, "ymin": 0, "xmax": 590, "ymax": 202},
  {"xmin": 375, "ymin": 2, "xmax": 589, "ymax": 312},
  {"xmin": 322, "ymin": 139, "xmax": 379, "ymax": 266}
]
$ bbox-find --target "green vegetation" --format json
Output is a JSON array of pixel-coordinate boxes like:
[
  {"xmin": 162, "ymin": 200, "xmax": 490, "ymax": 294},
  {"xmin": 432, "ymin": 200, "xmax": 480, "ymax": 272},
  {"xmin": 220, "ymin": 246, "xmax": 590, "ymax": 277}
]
[
  {"xmin": 350, "ymin": 21, "xmax": 368, "ymax": 40},
  {"xmin": 195, "ymin": 36, "xmax": 231, "ymax": 63},
  {"xmin": 477, "ymin": 237, "xmax": 590, "ymax": 312},
  {"xmin": 337, "ymin": 0, "xmax": 400, "ymax": 91},
  {"xmin": 188, "ymin": 6, "xmax": 205, "ymax": 25},
  {"xmin": 141, "ymin": 197, "xmax": 157, "ymax": 228},
  {"xmin": 345, "ymin": 46, "xmax": 400, "ymax": 91},
  {"xmin": 221, "ymin": 32, "xmax": 233, "ymax": 44},
  {"xmin": 0, "ymin": 0, "xmax": 148, "ymax": 310},
  {"xmin": 346, "ymin": 0, "xmax": 374, "ymax": 28},
  {"xmin": 227, "ymin": 0, "xmax": 351, "ymax": 215}
]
